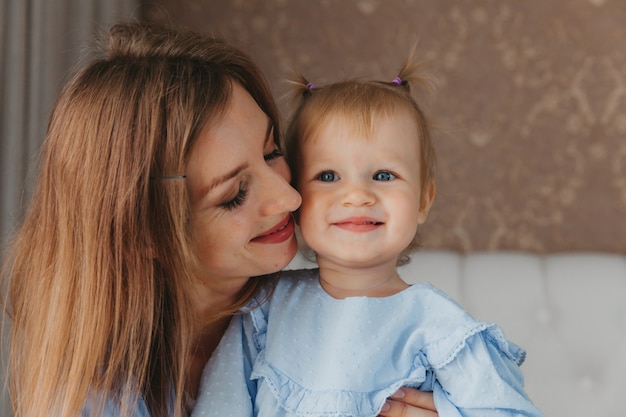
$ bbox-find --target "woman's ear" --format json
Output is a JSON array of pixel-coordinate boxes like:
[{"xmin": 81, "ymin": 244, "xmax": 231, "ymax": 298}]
[{"xmin": 417, "ymin": 180, "xmax": 436, "ymax": 224}]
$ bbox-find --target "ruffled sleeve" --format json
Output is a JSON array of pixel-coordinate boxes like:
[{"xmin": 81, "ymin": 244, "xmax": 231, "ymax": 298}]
[{"xmin": 429, "ymin": 326, "xmax": 545, "ymax": 417}]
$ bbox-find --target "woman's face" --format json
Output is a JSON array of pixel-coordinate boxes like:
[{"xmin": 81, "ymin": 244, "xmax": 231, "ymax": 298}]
[{"xmin": 186, "ymin": 82, "xmax": 301, "ymax": 291}]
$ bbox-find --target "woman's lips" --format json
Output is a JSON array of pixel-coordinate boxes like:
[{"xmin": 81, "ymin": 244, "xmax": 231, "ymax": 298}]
[
  {"xmin": 332, "ymin": 217, "xmax": 383, "ymax": 232},
  {"xmin": 252, "ymin": 214, "xmax": 295, "ymax": 244}
]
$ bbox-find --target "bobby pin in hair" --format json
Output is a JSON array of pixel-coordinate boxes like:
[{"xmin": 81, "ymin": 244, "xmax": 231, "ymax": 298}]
[{"xmin": 150, "ymin": 175, "xmax": 187, "ymax": 180}]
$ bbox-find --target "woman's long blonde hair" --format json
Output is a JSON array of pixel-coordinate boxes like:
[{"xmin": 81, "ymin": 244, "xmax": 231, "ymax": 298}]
[{"xmin": 2, "ymin": 21, "xmax": 280, "ymax": 417}]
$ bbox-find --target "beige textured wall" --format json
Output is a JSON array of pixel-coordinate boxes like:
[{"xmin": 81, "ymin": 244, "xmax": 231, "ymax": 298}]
[{"xmin": 143, "ymin": 0, "xmax": 626, "ymax": 254}]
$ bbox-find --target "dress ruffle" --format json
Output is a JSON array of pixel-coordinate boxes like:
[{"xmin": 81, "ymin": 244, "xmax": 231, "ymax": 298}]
[
  {"xmin": 252, "ymin": 351, "xmax": 427, "ymax": 416},
  {"xmin": 251, "ymin": 327, "xmax": 524, "ymax": 416}
]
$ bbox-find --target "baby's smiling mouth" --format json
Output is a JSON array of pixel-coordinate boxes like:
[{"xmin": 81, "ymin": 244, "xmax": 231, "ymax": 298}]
[{"xmin": 332, "ymin": 217, "xmax": 384, "ymax": 231}]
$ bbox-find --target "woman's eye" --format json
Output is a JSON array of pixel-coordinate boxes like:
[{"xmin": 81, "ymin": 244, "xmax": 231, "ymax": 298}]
[
  {"xmin": 264, "ymin": 148, "xmax": 284, "ymax": 161},
  {"xmin": 373, "ymin": 171, "xmax": 396, "ymax": 181},
  {"xmin": 220, "ymin": 183, "xmax": 248, "ymax": 210},
  {"xmin": 317, "ymin": 171, "xmax": 339, "ymax": 182}
]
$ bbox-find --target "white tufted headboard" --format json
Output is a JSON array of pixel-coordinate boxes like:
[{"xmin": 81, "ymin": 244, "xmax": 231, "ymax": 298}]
[{"xmin": 286, "ymin": 250, "xmax": 626, "ymax": 417}]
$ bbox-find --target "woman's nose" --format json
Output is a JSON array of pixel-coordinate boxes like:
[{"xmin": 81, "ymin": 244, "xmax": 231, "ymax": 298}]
[{"xmin": 260, "ymin": 164, "xmax": 302, "ymax": 215}]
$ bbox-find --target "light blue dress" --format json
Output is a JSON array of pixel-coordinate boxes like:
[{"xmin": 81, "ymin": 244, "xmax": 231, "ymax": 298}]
[{"xmin": 193, "ymin": 269, "xmax": 545, "ymax": 417}]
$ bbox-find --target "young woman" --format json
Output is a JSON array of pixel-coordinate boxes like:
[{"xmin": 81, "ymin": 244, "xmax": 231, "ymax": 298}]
[{"xmin": 1, "ymin": 21, "xmax": 438, "ymax": 417}]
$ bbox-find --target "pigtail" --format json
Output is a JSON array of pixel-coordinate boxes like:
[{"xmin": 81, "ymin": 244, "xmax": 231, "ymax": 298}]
[
  {"xmin": 286, "ymin": 74, "xmax": 317, "ymax": 105},
  {"xmin": 391, "ymin": 50, "xmax": 438, "ymax": 97}
]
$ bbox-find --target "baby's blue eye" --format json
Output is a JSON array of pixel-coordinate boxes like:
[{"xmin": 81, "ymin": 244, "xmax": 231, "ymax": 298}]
[
  {"xmin": 317, "ymin": 171, "xmax": 339, "ymax": 182},
  {"xmin": 373, "ymin": 171, "xmax": 396, "ymax": 181}
]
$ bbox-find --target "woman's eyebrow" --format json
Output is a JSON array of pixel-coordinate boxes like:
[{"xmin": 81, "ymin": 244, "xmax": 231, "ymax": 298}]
[
  {"xmin": 197, "ymin": 163, "xmax": 248, "ymax": 200},
  {"xmin": 196, "ymin": 121, "xmax": 272, "ymax": 202}
]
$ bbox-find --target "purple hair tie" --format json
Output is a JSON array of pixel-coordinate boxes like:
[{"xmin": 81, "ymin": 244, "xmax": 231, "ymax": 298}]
[
  {"xmin": 306, "ymin": 82, "xmax": 316, "ymax": 91},
  {"xmin": 391, "ymin": 77, "xmax": 402, "ymax": 85}
]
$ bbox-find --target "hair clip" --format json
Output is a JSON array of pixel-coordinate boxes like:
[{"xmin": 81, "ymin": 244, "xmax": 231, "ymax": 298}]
[
  {"xmin": 303, "ymin": 82, "xmax": 316, "ymax": 97},
  {"xmin": 391, "ymin": 77, "xmax": 403, "ymax": 85},
  {"xmin": 150, "ymin": 175, "xmax": 187, "ymax": 180}
]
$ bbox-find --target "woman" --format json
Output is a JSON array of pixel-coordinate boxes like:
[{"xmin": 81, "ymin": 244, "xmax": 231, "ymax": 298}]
[{"xmin": 2, "ymin": 21, "xmax": 438, "ymax": 417}]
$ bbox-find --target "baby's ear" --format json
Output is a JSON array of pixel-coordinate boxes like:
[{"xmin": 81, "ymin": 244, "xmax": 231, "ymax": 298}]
[{"xmin": 417, "ymin": 180, "xmax": 436, "ymax": 224}]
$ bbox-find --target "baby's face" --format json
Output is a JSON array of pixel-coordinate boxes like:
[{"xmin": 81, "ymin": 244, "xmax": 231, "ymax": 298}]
[{"xmin": 296, "ymin": 110, "xmax": 434, "ymax": 270}]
